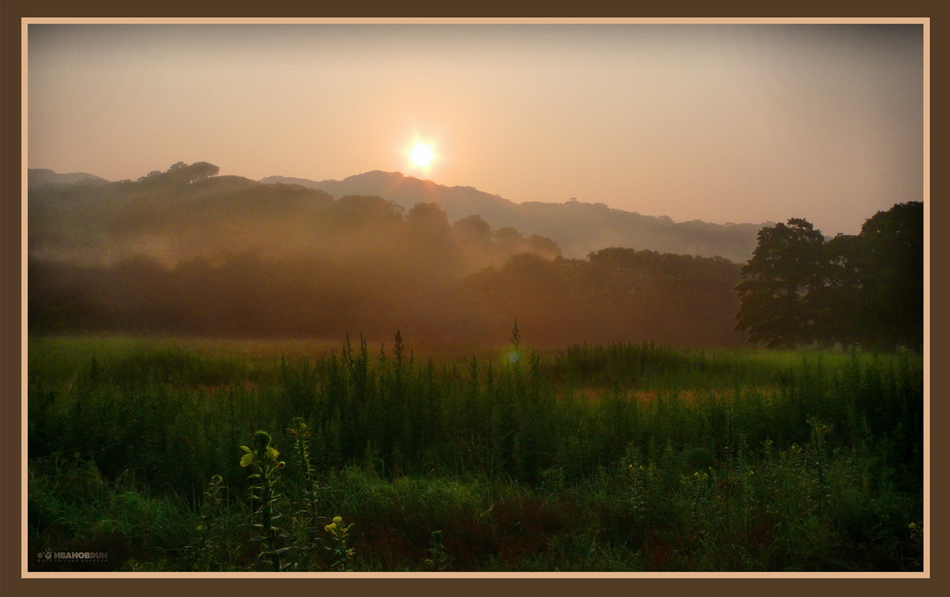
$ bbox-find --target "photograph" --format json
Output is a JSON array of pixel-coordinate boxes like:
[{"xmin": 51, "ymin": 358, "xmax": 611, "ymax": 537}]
[{"xmin": 16, "ymin": 15, "xmax": 930, "ymax": 587}]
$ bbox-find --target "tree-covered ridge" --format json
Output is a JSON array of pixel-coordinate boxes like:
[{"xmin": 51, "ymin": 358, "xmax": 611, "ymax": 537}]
[
  {"xmin": 263, "ymin": 171, "xmax": 766, "ymax": 262},
  {"xmin": 29, "ymin": 162, "xmax": 923, "ymax": 350},
  {"xmin": 28, "ymin": 162, "xmax": 557, "ymax": 270},
  {"xmin": 736, "ymin": 202, "xmax": 923, "ymax": 350},
  {"xmin": 29, "ymin": 162, "xmax": 746, "ymax": 347}
]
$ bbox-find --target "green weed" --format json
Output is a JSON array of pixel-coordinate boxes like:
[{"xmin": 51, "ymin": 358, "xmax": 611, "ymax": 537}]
[{"xmin": 27, "ymin": 334, "xmax": 923, "ymax": 571}]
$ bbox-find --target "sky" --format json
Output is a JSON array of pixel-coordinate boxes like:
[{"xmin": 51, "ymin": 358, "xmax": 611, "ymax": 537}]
[{"xmin": 27, "ymin": 22, "xmax": 924, "ymax": 236}]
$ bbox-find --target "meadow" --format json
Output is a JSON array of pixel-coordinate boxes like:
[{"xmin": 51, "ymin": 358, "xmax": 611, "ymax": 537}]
[{"xmin": 27, "ymin": 331, "xmax": 924, "ymax": 572}]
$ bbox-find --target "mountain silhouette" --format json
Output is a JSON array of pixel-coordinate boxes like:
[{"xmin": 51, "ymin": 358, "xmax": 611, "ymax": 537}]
[
  {"xmin": 28, "ymin": 168, "xmax": 109, "ymax": 189},
  {"xmin": 29, "ymin": 164, "xmax": 750, "ymax": 346},
  {"xmin": 27, "ymin": 167, "xmax": 765, "ymax": 263},
  {"xmin": 261, "ymin": 171, "xmax": 765, "ymax": 262}
]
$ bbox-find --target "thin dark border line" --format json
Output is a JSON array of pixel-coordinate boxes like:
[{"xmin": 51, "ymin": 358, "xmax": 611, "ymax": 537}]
[
  {"xmin": 17, "ymin": 13, "xmax": 933, "ymax": 584},
  {"xmin": 4, "ymin": 3, "xmax": 945, "ymax": 597}
]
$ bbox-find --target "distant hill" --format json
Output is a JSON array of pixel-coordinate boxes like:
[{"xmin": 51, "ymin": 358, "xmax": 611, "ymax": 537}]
[
  {"xmin": 28, "ymin": 167, "xmax": 766, "ymax": 262},
  {"xmin": 30, "ymin": 163, "xmax": 750, "ymax": 346},
  {"xmin": 28, "ymin": 168, "xmax": 109, "ymax": 189},
  {"xmin": 262, "ymin": 171, "xmax": 515, "ymax": 226},
  {"xmin": 262, "ymin": 171, "xmax": 766, "ymax": 262}
]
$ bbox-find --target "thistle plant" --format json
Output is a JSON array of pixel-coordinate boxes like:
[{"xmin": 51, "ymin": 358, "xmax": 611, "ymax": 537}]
[
  {"xmin": 807, "ymin": 417, "xmax": 832, "ymax": 515},
  {"xmin": 508, "ymin": 320, "xmax": 522, "ymax": 367},
  {"xmin": 424, "ymin": 530, "xmax": 453, "ymax": 571},
  {"xmin": 287, "ymin": 418, "xmax": 321, "ymax": 565},
  {"xmin": 324, "ymin": 515, "xmax": 355, "ymax": 571},
  {"xmin": 622, "ymin": 453, "xmax": 656, "ymax": 514},
  {"xmin": 907, "ymin": 521, "xmax": 923, "ymax": 570},
  {"xmin": 287, "ymin": 418, "xmax": 319, "ymax": 519},
  {"xmin": 189, "ymin": 474, "xmax": 235, "ymax": 571},
  {"xmin": 240, "ymin": 430, "xmax": 287, "ymax": 571}
]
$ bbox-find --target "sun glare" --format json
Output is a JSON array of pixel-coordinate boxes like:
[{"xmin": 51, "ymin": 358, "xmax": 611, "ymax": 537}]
[{"xmin": 408, "ymin": 141, "xmax": 436, "ymax": 171}]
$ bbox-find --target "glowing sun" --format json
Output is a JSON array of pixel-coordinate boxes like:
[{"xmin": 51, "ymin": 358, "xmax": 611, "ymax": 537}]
[{"xmin": 408, "ymin": 141, "xmax": 436, "ymax": 170}]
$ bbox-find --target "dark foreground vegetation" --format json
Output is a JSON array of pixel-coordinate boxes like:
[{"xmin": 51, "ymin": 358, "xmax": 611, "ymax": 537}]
[{"xmin": 28, "ymin": 333, "xmax": 923, "ymax": 572}]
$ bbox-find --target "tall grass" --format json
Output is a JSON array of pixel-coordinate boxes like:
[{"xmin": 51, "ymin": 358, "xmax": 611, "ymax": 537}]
[{"xmin": 27, "ymin": 334, "xmax": 923, "ymax": 571}]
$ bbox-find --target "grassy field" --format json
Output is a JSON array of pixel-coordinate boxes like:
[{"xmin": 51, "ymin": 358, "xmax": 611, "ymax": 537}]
[{"xmin": 27, "ymin": 332, "xmax": 924, "ymax": 572}]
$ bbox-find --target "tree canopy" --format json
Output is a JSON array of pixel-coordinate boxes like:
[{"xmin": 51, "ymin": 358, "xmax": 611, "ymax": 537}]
[
  {"xmin": 736, "ymin": 203, "xmax": 923, "ymax": 350},
  {"xmin": 137, "ymin": 161, "xmax": 220, "ymax": 185}
]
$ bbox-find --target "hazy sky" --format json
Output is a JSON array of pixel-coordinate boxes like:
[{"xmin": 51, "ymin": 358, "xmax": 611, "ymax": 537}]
[{"xmin": 28, "ymin": 22, "xmax": 924, "ymax": 236}]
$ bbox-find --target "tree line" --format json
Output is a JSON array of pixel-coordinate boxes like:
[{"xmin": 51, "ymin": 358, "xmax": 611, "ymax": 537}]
[
  {"xmin": 736, "ymin": 202, "xmax": 923, "ymax": 350},
  {"xmin": 28, "ymin": 246, "xmax": 745, "ymax": 347},
  {"xmin": 29, "ymin": 163, "xmax": 745, "ymax": 346},
  {"xmin": 29, "ymin": 162, "xmax": 923, "ymax": 351}
]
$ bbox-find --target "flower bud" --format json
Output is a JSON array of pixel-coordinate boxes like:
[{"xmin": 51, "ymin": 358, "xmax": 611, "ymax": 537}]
[{"xmin": 254, "ymin": 431, "xmax": 272, "ymax": 455}]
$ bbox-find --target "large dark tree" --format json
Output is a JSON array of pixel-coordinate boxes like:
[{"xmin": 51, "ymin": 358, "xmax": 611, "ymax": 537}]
[
  {"xmin": 735, "ymin": 218, "xmax": 828, "ymax": 348},
  {"xmin": 854, "ymin": 202, "xmax": 924, "ymax": 350},
  {"xmin": 820, "ymin": 233, "xmax": 865, "ymax": 346},
  {"xmin": 736, "ymin": 203, "xmax": 924, "ymax": 350}
]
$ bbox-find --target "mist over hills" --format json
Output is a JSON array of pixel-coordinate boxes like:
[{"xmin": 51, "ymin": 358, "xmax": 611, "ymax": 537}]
[
  {"xmin": 29, "ymin": 164, "xmax": 768, "ymax": 263},
  {"xmin": 28, "ymin": 163, "xmax": 750, "ymax": 346},
  {"xmin": 261, "ymin": 171, "xmax": 765, "ymax": 262}
]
